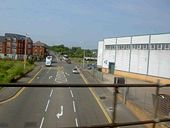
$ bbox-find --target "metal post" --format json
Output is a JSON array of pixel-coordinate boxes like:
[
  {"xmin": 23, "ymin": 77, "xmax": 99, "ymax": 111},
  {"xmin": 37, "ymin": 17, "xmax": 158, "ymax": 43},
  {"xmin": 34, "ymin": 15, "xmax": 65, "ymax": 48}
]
[
  {"xmin": 83, "ymin": 48, "xmax": 85, "ymax": 68},
  {"xmin": 113, "ymin": 86, "xmax": 118, "ymax": 126},
  {"xmin": 24, "ymin": 36, "xmax": 27, "ymax": 71},
  {"xmin": 24, "ymin": 33, "xmax": 29, "ymax": 71},
  {"xmin": 152, "ymin": 80, "xmax": 160, "ymax": 128}
]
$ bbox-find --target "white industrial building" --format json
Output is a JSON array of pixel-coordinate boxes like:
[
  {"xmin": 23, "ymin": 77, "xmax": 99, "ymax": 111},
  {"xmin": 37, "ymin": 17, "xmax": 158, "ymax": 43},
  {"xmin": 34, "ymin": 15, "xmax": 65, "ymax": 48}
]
[{"xmin": 97, "ymin": 33, "xmax": 170, "ymax": 84}]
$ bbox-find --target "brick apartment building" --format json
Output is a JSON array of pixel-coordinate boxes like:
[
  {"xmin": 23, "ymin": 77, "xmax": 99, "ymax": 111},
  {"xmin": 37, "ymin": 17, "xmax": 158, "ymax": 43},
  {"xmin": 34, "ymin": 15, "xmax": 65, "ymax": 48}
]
[
  {"xmin": 0, "ymin": 33, "xmax": 33, "ymax": 60},
  {"xmin": 33, "ymin": 41, "xmax": 48, "ymax": 60}
]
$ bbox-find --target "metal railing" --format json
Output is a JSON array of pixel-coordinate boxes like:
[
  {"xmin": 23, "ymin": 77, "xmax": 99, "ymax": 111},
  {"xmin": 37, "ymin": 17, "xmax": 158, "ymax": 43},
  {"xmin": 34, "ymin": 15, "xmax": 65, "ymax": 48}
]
[{"xmin": 0, "ymin": 83, "xmax": 170, "ymax": 128}]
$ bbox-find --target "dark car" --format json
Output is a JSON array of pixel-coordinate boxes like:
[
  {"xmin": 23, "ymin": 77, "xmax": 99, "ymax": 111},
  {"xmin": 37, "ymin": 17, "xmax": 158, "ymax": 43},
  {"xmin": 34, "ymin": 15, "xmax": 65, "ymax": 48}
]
[{"xmin": 66, "ymin": 59, "xmax": 71, "ymax": 64}]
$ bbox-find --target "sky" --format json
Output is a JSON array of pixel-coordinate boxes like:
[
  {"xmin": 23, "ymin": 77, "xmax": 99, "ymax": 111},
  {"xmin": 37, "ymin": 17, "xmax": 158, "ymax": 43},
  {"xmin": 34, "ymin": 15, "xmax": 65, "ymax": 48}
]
[{"xmin": 0, "ymin": 0, "xmax": 170, "ymax": 49}]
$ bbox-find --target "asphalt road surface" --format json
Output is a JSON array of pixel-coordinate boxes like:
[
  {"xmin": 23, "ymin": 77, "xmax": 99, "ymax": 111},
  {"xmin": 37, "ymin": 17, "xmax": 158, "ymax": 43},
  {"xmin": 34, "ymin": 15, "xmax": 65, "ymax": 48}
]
[
  {"xmin": 0, "ymin": 56, "xmax": 146, "ymax": 128},
  {"xmin": 0, "ymin": 60, "xmax": 109, "ymax": 128}
]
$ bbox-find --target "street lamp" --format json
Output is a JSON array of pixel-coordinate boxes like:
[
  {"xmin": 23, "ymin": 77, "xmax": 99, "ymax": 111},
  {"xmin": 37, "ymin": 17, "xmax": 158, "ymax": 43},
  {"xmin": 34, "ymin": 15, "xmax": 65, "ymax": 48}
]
[{"xmin": 24, "ymin": 33, "xmax": 29, "ymax": 71}]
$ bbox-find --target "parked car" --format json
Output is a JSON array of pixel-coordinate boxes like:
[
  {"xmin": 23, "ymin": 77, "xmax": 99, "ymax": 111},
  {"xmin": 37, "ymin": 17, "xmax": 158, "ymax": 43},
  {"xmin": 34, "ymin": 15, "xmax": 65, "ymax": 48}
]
[{"xmin": 72, "ymin": 68, "xmax": 79, "ymax": 74}]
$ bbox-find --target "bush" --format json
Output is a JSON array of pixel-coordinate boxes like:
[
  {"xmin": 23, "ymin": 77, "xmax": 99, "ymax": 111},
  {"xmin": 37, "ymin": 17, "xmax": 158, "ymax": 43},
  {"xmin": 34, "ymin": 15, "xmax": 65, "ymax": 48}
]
[
  {"xmin": 28, "ymin": 59, "xmax": 34, "ymax": 64},
  {"xmin": 0, "ymin": 60, "xmax": 34, "ymax": 83}
]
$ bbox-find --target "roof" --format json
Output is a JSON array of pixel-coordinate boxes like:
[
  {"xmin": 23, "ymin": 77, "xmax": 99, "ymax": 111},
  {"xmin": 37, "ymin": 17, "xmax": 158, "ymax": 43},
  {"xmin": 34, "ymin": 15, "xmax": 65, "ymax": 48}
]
[
  {"xmin": 0, "ymin": 36, "xmax": 5, "ymax": 42},
  {"xmin": 33, "ymin": 41, "xmax": 47, "ymax": 47},
  {"xmin": 5, "ymin": 33, "xmax": 26, "ymax": 40}
]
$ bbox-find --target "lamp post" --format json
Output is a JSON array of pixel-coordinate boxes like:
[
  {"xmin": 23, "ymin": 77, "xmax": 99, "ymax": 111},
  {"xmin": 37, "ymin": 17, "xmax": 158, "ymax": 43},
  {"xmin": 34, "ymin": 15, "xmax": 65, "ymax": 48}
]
[
  {"xmin": 83, "ymin": 47, "xmax": 85, "ymax": 69},
  {"xmin": 24, "ymin": 33, "xmax": 29, "ymax": 71}
]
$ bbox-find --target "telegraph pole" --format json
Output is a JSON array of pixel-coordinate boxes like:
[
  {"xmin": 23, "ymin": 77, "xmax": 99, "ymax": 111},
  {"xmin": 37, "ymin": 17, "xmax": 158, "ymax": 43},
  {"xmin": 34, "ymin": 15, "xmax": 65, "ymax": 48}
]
[
  {"xmin": 24, "ymin": 33, "xmax": 29, "ymax": 71},
  {"xmin": 83, "ymin": 48, "xmax": 85, "ymax": 68}
]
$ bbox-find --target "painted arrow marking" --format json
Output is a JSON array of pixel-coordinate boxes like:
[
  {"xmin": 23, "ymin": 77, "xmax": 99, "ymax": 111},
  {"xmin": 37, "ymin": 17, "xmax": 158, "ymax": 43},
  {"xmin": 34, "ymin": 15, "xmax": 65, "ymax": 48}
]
[
  {"xmin": 49, "ymin": 76, "xmax": 53, "ymax": 79},
  {"xmin": 56, "ymin": 105, "xmax": 64, "ymax": 119}
]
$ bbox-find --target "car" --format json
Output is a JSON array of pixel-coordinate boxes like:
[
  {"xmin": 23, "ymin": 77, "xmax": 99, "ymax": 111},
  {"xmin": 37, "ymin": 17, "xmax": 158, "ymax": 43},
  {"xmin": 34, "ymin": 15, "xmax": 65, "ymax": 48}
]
[
  {"xmin": 72, "ymin": 68, "xmax": 79, "ymax": 74},
  {"xmin": 66, "ymin": 59, "xmax": 71, "ymax": 64}
]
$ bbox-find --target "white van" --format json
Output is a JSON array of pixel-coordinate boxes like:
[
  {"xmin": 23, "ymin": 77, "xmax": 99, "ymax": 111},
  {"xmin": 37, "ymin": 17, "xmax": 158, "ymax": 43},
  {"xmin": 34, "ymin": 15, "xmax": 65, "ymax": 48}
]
[{"xmin": 45, "ymin": 56, "xmax": 52, "ymax": 66}]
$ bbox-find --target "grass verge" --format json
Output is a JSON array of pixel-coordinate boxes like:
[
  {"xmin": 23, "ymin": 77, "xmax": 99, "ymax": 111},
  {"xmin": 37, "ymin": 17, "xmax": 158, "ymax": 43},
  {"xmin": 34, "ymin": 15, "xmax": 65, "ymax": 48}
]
[{"xmin": 0, "ymin": 60, "xmax": 35, "ymax": 83}]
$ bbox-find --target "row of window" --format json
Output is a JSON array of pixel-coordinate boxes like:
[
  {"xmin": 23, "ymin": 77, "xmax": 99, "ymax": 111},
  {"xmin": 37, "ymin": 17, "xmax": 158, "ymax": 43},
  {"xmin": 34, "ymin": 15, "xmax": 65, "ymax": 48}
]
[{"xmin": 105, "ymin": 44, "xmax": 170, "ymax": 50}]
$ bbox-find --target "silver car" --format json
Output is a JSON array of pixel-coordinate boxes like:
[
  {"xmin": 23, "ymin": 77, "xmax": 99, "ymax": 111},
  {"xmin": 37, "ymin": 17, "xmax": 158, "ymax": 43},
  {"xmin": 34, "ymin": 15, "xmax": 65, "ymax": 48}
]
[{"xmin": 72, "ymin": 68, "xmax": 79, "ymax": 74}]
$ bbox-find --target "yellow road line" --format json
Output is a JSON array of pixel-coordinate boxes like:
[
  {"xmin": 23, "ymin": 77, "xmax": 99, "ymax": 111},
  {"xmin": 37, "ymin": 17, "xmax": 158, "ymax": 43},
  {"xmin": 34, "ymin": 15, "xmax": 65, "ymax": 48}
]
[
  {"xmin": 79, "ymin": 71, "xmax": 112, "ymax": 124},
  {"xmin": 0, "ymin": 67, "xmax": 43, "ymax": 104},
  {"xmin": 28, "ymin": 67, "xmax": 43, "ymax": 83},
  {"xmin": 0, "ymin": 87, "xmax": 25, "ymax": 105}
]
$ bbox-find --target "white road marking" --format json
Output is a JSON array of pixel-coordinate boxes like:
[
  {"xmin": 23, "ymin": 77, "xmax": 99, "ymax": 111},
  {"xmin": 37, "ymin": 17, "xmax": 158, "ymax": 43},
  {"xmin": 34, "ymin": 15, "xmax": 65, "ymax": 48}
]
[
  {"xmin": 50, "ymin": 89, "xmax": 53, "ymax": 97},
  {"xmin": 70, "ymin": 90, "xmax": 74, "ymax": 98},
  {"xmin": 56, "ymin": 105, "xmax": 64, "ymax": 119},
  {"xmin": 49, "ymin": 76, "xmax": 53, "ymax": 79},
  {"xmin": 65, "ymin": 72, "xmax": 70, "ymax": 76},
  {"xmin": 45, "ymin": 99, "xmax": 50, "ymax": 112},
  {"xmin": 40, "ymin": 117, "xmax": 44, "ymax": 128},
  {"xmin": 73, "ymin": 100, "xmax": 76, "ymax": 112},
  {"xmin": 75, "ymin": 118, "xmax": 78, "ymax": 127}
]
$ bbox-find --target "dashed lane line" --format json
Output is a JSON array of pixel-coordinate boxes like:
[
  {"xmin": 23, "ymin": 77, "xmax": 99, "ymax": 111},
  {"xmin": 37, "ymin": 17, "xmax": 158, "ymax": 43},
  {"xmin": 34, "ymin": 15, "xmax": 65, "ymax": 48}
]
[
  {"xmin": 73, "ymin": 100, "xmax": 76, "ymax": 113},
  {"xmin": 70, "ymin": 90, "xmax": 74, "ymax": 98},
  {"xmin": 75, "ymin": 118, "xmax": 78, "ymax": 127},
  {"xmin": 45, "ymin": 99, "xmax": 50, "ymax": 112},
  {"xmin": 50, "ymin": 89, "xmax": 53, "ymax": 98},
  {"xmin": 39, "ymin": 117, "xmax": 44, "ymax": 128}
]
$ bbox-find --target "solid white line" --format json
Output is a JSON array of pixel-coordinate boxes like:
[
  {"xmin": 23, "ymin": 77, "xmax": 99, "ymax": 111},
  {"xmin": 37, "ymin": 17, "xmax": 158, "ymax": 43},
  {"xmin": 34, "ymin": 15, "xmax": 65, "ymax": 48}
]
[
  {"xmin": 50, "ymin": 89, "xmax": 53, "ymax": 97},
  {"xmin": 70, "ymin": 89, "xmax": 73, "ymax": 97},
  {"xmin": 45, "ymin": 99, "xmax": 50, "ymax": 112},
  {"xmin": 73, "ymin": 100, "xmax": 76, "ymax": 113},
  {"xmin": 75, "ymin": 118, "xmax": 78, "ymax": 127},
  {"xmin": 40, "ymin": 117, "xmax": 44, "ymax": 128}
]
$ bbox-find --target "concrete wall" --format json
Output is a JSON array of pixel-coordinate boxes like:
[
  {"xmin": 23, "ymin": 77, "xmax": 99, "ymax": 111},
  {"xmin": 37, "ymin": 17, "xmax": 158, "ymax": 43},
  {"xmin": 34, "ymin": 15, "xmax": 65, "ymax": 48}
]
[
  {"xmin": 130, "ymin": 50, "xmax": 148, "ymax": 74},
  {"xmin": 151, "ymin": 33, "xmax": 170, "ymax": 43},
  {"xmin": 0, "ymin": 53, "xmax": 4, "ymax": 59},
  {"xmin": 116, "ymin": 50, "xmax": 130, "ymax": 71},
  {"xmin": 97, "ymin": 41, "xmax": 104, "ymax": 67},
  {"xmin": 99, "ymin": 33, "xmax": 170, "ymax": 83},
  {"xmin": 132, "ymin": 35, "xmax": 149, "ymax": 44},
  {"xmin": 117, "ymin": 37, "xmax": 131, "ymax": 44},
  {"xmin": 102, "ymin": 50, "xmax": 115, "ymax": 68},
  {"xmin": 149, "ymin": 50, "xmax": 170, "ymax": 78}
]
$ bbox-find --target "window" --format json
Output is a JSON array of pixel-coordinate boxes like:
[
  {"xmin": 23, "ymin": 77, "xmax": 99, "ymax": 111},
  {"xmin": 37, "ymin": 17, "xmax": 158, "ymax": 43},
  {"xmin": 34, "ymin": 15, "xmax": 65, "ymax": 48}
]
[
  {"xmin": 0, "ymin": 47, "xmax": 2, "ymax": 52},
  {"xmin": 6, "ymin": 48, "xmax": 11, "ymax": 53},
  {"xmin": 6, "ymin": 42, "xmax": 11, "ymax": 47},
  {"xmin": 12, "ymin": 43, "xmax": 16, "ymax": 48},
  {"xmin": 6, "ymin": 37, "xmax": 11, "ymax": 41},
  {"xmin": 150, "ymin": 44, "xmax": 155, "ymax": 50},
  {"xmin": 137, "ymin": 44, "xmax": 141, "ymax": 50},
  {"xmin": 141, "ymin": 44, "xmax": 148, "ymax": 50},
  {"xmin": 0, "ymin": 42, "xmax": 2, "ymax": 46},
  {"xmin": 12, "ymin": 48, "xmax": 16, "ymax": 53},
  {"xmin": 28, "ymin": 44, "xmax": 32, "ymax": 48},
  {"xmin": 13, "ymin": 38, "xmax": 16, "ymax": 42},
  {"xmin": 162, "ymin": 44, "xmax": 170, "ymax": 50},
  {"xmin": 12, "ymin": 55, "xmax": 16, "ymax": 59}
]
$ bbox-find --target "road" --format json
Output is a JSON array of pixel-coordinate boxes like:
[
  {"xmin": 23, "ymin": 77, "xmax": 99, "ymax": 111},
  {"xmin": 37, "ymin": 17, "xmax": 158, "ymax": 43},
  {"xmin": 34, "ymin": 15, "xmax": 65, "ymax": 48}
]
[
  {"xmin": 0, "ymin": 55, "xmax": 146, "ymax": 128},
  {"xmin": 0, "ymin": 60, "xmax": 109, "ymax": 127}
]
